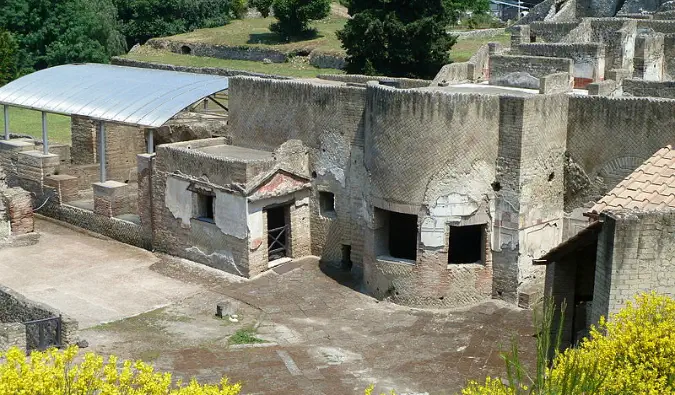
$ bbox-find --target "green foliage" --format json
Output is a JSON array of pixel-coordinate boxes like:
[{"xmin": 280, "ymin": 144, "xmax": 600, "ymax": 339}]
[
  {"xmin": 231, "ymin": 0, "xmax": 249, "ymax": 19},
  {"xmin": 250, "ymin": 0, "xmax": 274, "ymax": 17},
  {"xmin": 0, "ymin": 0, "xmax": 126, "ymax": 72},
  {"xmin": 253, "ymin": 0, "xmax": 331, "ymax": 39},
  {"xmin": 337, "ymin": 0, "xmax": 489, "ymax": 79},
  {"xmin": 228, "ymin": 327, "xmax": 266, "ymax": 345},
  {"xmin": 463, "ymin": 293, "xmax": 675, "ymax": 394},
  {"xmin": 0, "ymin": 30, "xmax": 19, "ymax": 85},
  {"xmin": 114, "ymin": 0, "xmax": 233, "ymax": 46}
]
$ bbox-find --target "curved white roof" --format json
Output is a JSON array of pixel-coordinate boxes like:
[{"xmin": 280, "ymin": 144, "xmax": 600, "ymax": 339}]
[{"xmin": 0, "ymin": 63, "xmax": 229, "ymax": 128}]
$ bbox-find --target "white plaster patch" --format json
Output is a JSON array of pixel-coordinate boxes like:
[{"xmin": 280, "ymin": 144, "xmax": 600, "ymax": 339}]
[
  {"xmin": 214, "ymin": 191, "xmax": 247, "ymax": 239},
  {"xmin": 185, "ymin": 246, "xmax": 244, "ymax": 276},
  {"xmin": 165, "ymin": 177, "xmax": 192, "ymax": 226},
  {"xmin": 316, "ymin": 131, "xmax": 348, "ymax": 186},
  {"xmin": 420, "ymin": 193, "xmax": 480, "ymax": 248},
  {"xmin": 247, "ymin": 205, "xmax": 264, "ymax": 249}
]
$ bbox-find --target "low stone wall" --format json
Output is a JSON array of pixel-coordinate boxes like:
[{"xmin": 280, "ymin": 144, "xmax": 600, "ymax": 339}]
[
  {"xmin": 317, "ymin": 74, "xmax": 430, "ymax": 88},
  {"xmin": 111, "ymin": 57, "xmax": 291, "ymax": 79},
  {"xmin": 448, "ymin": 28, "xmax": 506, "ymax": 40},
  {"xmin": 623, "ymin": 78, "xmax": 675, "ymax": 98},
  {"xmin": 148, "ymin": 38, "xmax": 288, "ymax": 63},
  {"xmin": 40, "ymin": 202, "xmax": 152, "ymax": 250},
  {"xmin": 530, "ymin": 22, "xmax": 580, "ymax": 42},
  {"xmin": 308, "ymin": 51, "xmax": 346, "ymax": 70},
  {"xmin": 0, "ymin": 284, "xmax": 78, "ymax": 351},
  {"xmin": 514, "ymin": 43, "xmax": 606, "ymax": 87},
  {"xmin": 489, "ymin": 54, "xmax": 573, "ymax": 88}
]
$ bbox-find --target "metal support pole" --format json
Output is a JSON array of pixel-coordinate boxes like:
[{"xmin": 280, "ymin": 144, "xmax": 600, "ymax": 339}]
[
  {"xmin": 147, "ymin": 129, "xmax": 154, "ymax": 154},
  {"xmin": 41, "ymin": 112, "xmax": 48, "ymax": 155},
  {"xmin": 3, "ymin": 105, "xmax": 9, "ymax": 140},
  {"xmin": 99, "ymin": 122, "xmax": 106, "ymax": 182}
]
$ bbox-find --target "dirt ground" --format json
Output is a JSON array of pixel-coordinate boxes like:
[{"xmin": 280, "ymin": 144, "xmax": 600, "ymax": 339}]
[{"xmin": 1, "ymin": 218, "xmax": 537, "ymax": 394}]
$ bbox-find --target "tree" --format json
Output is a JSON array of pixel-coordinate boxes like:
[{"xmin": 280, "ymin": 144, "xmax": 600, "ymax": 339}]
[
  {"xmin": 336, "ymin": 0, "xmax": 489, "ymax": 79},
  {"xmin": 114, "ymin": 0, "xmax": 233, "ymax": 47},
  {"xmin": 251, "ymin": 0, "xmax": 331, "ymax": 39},
  {"xmin": 0, "ymin": 30, "xmax": 19, "ymax": 85},
  {"xmin": 0, "ymin": 0, "xmax": 126, "ymax": 72}
]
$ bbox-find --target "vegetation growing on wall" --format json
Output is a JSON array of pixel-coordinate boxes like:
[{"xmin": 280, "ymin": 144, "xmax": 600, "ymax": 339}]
[
  {"xmin": 336, "ymin": 0, "xmax": 489, "ymax": 79},
  {"xmin": 0, "ymin": 346, "xmax": 242, "ymax": 394}
]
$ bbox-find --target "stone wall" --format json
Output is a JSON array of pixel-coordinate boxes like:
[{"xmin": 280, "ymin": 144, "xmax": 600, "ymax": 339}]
[
  {"xmin": 309, "ymin": 52, "xmax": 346, "ymax": 70},
  {"xmin": 317, "ymin": 74, "xmax": 431, "ymax": 89},
  {"xmin": 596, "ymin": 210, "xmax": 675, "ymax": 317},
  {"xmin": 565, "ymin": 96, "xmax": 675, "ymax": 211},
  {"xmin": 514, "ymin": 43, "xmax": 605, "ymax": 87},
  {"xmin": 633, "ymin": 33, "xmax": 664, "ymax": 80},
  {"xmin": 530, "ymin": 22, "xmax": 581, "ymax": 42},
  {"xmin": 363, "ymin": 84, "xmax": 500, "ymax": 307},
  {"xmin": 664, "ymin": 34, "xmax": 675, "ymax": 80},
  {"xmin": 227, "ymin": 77, "xmax": 368, "ymax": 264},
  {"xmin": 0, "ymin": 187, "xmax": 34, "ymax": 235},
  {"xmin": 490, "ymin": 55, "xmax": 574, "ymax": 88},
  {"xmin": 147, "ymin": 39, "xmax": 288, "ymax": 63},
  {"xmin": 41, "ymin": 202, "xmax": 152, "ymax": 250},
  {"xmin": 623, "ymin": 78, "xmax": 675, "ymax": 97},
  {"xmin": 111, "ymin": 57, "xmax": 291, "ymax": 79},
  {"xmin": 0, "ymin": 284, "xmax": 78, "ymax": 350}
]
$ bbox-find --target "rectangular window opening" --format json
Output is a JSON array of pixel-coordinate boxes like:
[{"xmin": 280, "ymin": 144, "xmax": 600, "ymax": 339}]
[
  {"xmin": 448, "ymin": 224, "xmax": 485, "ymax": 264},
  {"xmin": 319, "ymin": 191, "xmax": 336, "ymax": 217},
  {"xmin": 195, "ymin": 193, "xmax": 215, "ymax": 223},
  {"xmin": 375, "ymin": 208, "xmax": 417, "ymax": 262}
]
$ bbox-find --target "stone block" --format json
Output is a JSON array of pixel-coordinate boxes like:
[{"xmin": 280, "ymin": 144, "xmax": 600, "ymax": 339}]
[
  {"xmin": 1, "ymin": 187, "xmax": 34, "ymax": 235},
  {"xmin": 539, "ymin": 72, "xmax": 573, "ymax": 94},
  {"xmin": 93, "ymin": 181, "xmax": 129, "ymax": 217},
  {"xmin": 44, "ymin": 174, "xmax": 79, "ymax": 203},
  {"xmin": 587, "ymin": 80, "xmax": 617, "ymax": 96}
]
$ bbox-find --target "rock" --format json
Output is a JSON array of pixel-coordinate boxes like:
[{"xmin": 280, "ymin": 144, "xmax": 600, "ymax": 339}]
[
  {"xmin": 262, "ymin": 58, "xmax": 273, "ymax": 64},
  {"xmin": 76, "ymin": 339, "xmax": 89, "ymax": 348},
  {"xmin": 128, "ymin": 44, "xmax": 141, "ymax": 54},
  {"xmin": 216, "ymin": 300, "xmax": 240, "ymax": 318}
]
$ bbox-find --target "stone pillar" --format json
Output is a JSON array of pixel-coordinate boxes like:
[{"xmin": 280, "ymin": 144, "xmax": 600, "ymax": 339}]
[
  {"xmin": 70, "ymin": 116, "xmax": 97, "ymax": 165},
  {"xmin": 93, "ymin": 181, "xmax": 128, "ymax": 217},
  {"xmin": 16, "ymin": 151, "xmax": 60, "ymax": 195},
  {"xmin": 0, "ymin": 140, "xmax": 35, "ymax": 187},
  {"xmin": 44, "ymin": 174, "xmax": 79, "ymax": 204},
  {"xmin": 137, "ymin": 153, "xmax": 155, "ymax": 233},
  {"xmin": 510, "ymin": 25, "xmax": 531, "ymax": 47},
  {"xmin": 633, "ymin": 33, "xmax": 664, "ymax": 81},
  {"xmin": 1, "ymin": 187, "xmax": 34, "ymax": 235},
  {"xmin": 288, "ymin": 194, "xmax": 311, "ymax": 258}
]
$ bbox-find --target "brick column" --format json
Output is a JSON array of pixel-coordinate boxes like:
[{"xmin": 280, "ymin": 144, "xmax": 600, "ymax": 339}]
[
  {"xmin": 93, "ymin": 181, "xmax": 129, "ymax": 217},
  {"xmin": 16, "ymin": 151, "xmax": 60, "ymax": 195},
  {"xmin": 137, "ymin": 153, "xmax": 155, "ymax": 232},
  {"xmin": 0, "ymin": 140, "xmax": 36, "ymax": 187},
  {"xmin": 44, "ymin": 174, "xmax": 79, "ymax": 204}
]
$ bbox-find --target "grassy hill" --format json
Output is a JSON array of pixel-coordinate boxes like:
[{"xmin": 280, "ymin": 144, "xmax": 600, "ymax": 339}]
[{"xmin": 0, "ymin": 107, "xmax": 71, "ymax": 144}]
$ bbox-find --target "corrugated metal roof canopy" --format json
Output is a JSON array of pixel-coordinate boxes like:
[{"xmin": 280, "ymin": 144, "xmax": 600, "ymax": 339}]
[{"xmin": 0, "ymin": 63, "xmax": 229, "ymax": 128}]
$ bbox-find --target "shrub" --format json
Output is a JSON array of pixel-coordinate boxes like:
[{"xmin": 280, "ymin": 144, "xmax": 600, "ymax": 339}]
[
  {"xmin": 0, "ymin": 346, "xmax": 242, "ymax": 394},
  {"xmin": 462, "ymin": 292, "xmax": 675, "ymax": 394},
  {"xmin": 231, "ymin": 0, "xmax": 249, "ymax": 19},
  {"xmin": 252, "ymin": 0, "xmax": 330, "ymax": 39},
  {"xmin": 0, "ymin": 29, "xmax": 19, "ymax": 85}
]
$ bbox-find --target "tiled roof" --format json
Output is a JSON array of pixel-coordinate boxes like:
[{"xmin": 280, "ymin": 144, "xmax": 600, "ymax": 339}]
[{"xmin": 589, "ymin": 145, "xmax": 675, "ymax": 215}]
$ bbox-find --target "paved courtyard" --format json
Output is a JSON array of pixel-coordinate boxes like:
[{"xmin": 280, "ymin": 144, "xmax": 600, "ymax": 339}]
[{"xmin": 1, "ymin": 218, "xmax": 536, "ymax": 394}]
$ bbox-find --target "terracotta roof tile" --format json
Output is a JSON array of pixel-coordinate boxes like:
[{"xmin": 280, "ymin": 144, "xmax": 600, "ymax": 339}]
[{"xmin": 589, "ymin": 146, "xmax": 675, "ymax": 214}]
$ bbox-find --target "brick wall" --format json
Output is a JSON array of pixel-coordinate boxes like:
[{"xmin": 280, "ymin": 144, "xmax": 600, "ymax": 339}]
[
  {"xmin": 599, "ymin": 210, "xmax": 675, "ymax": 317},
  {"xmin": 565, "ymin": 96, "xmax": 675, "ymax": 211},
  {"xmin": 228, "ymin": 77, "xmax": 367, "ymax": 265}
]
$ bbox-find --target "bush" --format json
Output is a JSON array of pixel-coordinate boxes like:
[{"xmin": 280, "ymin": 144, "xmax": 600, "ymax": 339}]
[
  {"xmin": 231, "ymin": 0, "xmax": 249, "ymax": 19},
  {"xmin": 0, "ymin": 346, "xmax": 242, "ymax": 394},
  {"xmin": 252, "ymin": 0, "xmax": 330, "ymax": 39},
  {"xmin": 0, "ymin": 30, "xmax": 19, "ymax": 85},
  {"xmin": 462, "ymin": 293, "xmax": 675, "ymax": 394}
]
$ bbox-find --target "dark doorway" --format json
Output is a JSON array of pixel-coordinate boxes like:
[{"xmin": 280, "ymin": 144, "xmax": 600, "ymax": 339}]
[
  {"xmin": 389, "ymin": 212, "xmax": 418, "ymax": 261},
  {"xmin": 448, "ymin": 224, "xmax": 485, "ymax": 264},
  {"xmin": 267, "ymin": 205, "xmax": 289, "ymax": 261},
  {"xmin": 341, "ymin": 244, "xmax": 352, "ymax": 270}
]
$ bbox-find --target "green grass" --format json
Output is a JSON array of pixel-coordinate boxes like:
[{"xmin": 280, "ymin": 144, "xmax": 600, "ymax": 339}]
[
  {"xmin": 122, "ymin": 47, "xmax": 344, "ymax": 78},
  {"xmin": 164, "ymin": 15, "xmax": 347, "ymax": 56},
  {"xmin": 228, "ymin": 327, "xmax": 266, "ymax": 345},
  {"xmin": 450, "ymin": 33, "xmax": 511, "ymax": 63},
  {"xmin": 0, "ymin": 107, "xmax": 71, "ymax": 145}
]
